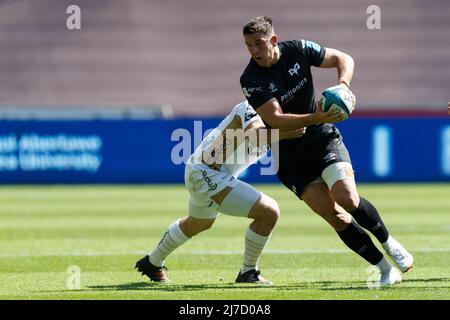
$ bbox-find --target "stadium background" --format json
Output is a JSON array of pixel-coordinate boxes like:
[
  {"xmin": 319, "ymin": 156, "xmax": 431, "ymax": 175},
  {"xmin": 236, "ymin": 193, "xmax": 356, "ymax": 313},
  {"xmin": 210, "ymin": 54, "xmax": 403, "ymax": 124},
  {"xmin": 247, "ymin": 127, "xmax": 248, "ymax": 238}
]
[
  {"xmin": 1, "ymin": 0, "xmax": 449, "ymax": 301},
  {"xmin": 0, "ymin": 0, "xmax": 449, "ymax": 184}
]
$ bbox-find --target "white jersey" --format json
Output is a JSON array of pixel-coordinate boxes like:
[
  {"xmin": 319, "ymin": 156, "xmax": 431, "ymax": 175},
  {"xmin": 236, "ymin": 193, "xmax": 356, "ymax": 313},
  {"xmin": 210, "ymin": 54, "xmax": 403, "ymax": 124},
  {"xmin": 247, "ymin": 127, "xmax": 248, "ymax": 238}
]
[{"xmin": 188, "ymin": 100, "xmax": 265, "ymax": 178}]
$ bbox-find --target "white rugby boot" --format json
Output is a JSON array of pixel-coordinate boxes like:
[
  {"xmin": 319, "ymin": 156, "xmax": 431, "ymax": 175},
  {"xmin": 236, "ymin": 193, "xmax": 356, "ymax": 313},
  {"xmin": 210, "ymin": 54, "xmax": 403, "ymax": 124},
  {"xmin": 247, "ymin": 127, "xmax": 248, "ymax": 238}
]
[
  {"xmin": 382, "ymin": 236, "xmax": 414, "ymax": 273},
  {"xmin": 375, "ymin": 257, "xmax": 402, "ymax": 287},
  {"xmin": 380, "ymin": 266, "xmax": 402, "ymax": 287}
]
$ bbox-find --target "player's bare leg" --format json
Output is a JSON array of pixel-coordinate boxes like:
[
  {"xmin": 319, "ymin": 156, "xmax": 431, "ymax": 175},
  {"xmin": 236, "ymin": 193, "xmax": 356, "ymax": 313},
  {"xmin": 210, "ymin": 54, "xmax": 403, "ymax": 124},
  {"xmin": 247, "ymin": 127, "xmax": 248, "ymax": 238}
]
[
  {"xmin": 247, "ymin": 193, "xmax": 279, "ymax": 236},
  {"xmin": 302, "ymin": 181, "xmax": 351, "ymax": 231}
]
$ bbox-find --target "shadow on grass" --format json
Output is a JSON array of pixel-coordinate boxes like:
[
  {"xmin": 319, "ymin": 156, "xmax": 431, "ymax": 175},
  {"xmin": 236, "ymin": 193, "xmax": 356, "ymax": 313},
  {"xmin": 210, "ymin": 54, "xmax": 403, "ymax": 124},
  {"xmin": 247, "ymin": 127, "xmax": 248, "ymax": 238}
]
[
  {"xmin": 85, "ymin": 281, "xmax": 277, "ymax": 292},
  {"xmin": 83, "ymin": 281, "xmax": 365, "ymax": 292},
  {"xmin": 318, "ymin": 277, "xmax": 450, "ymax": 291},
  {"xmin": 83, "ymin": 277, "xmax": 450, "ymax": 292},
  {"xmin": 37, "ymin": 277, "xmax": 450, "ymax": 294}
]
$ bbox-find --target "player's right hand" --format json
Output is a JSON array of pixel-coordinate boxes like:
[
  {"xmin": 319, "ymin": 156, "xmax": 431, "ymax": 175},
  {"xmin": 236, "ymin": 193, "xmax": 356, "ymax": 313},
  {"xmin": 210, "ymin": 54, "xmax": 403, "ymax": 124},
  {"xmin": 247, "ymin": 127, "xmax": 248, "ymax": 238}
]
[{"xmin": 313, "ymin": 99, "xmax": 345, "ymax": 124}]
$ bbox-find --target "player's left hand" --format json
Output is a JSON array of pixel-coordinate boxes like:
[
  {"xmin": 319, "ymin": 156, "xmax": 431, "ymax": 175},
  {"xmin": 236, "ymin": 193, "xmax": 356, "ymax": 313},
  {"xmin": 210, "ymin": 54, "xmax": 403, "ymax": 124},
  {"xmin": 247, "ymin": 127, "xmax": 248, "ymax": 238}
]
[{"xmin": 338, "ymin": 83, "xmax": 356, "ymax": 110}]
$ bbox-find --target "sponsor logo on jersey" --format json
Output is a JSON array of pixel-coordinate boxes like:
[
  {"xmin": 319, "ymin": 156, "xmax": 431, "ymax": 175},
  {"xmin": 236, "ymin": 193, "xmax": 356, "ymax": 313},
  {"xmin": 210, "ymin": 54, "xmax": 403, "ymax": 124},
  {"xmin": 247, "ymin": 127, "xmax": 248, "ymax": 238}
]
[
  {"xmin": 201, "ymin": 169, "xmax": 217, "ymax": 191},
  {"xmin": 280, "ymin": 78, "xmax": 308, "ymax": 104},
  {"xmin": 242, "ymin": 86, "xmax": 262, "ymax": 98},
  {"xmin": 269, "ymin": 82, "xmax": 278, "ymax": 93},
  {"xmin": 288, "ymin": 62, "xmax": 301, "ymax": 76}
]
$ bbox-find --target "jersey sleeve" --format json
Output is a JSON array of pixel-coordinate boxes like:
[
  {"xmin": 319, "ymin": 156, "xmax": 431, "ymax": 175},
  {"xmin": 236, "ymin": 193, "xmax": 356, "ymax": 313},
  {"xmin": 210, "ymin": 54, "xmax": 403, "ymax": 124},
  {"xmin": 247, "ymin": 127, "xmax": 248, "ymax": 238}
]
[
  {"xmin": 297, "ymin": 39, "xmax": 326, "ymax": 67},
  {"xmin": 240, "ymin": 76, "xmax": 273, "ymax": 110},
  {"xmin": 242, "ymin": 103, "xmax": 262, "ymax": 130}
]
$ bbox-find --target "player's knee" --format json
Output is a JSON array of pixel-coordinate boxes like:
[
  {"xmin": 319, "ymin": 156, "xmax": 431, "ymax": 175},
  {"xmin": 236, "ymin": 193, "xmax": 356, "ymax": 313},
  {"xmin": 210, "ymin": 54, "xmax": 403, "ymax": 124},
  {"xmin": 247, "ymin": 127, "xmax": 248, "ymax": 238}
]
[
  {"xmin": 251, "ymin": 195, "xmax": 280, "ymax": 226},
  {"xmin": 261, "ymin": 200, "xmax": 280, "ymax": 227},
  {"xmin": 334, "ymin": 190, "xmax": 359, "ymax": 212},
  {"xmin": 265, "ymin": 198, "xmax": 280, "ymax": 225}
]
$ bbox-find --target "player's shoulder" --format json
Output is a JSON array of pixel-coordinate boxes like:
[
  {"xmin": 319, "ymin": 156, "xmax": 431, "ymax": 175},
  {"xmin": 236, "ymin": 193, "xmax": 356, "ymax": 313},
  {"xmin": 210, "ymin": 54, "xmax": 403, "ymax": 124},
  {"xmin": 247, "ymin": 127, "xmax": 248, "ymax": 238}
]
[
  {"xmin": 280, "ymin": 39, "xmax": 322, "ymax": 51},
  {"xmin": 277, "ymin": 39, "xmax": 306, "ymax": 54},
  {"xmin": 279, "ymin": 39, "xmax": 303, "ymax": 49}
]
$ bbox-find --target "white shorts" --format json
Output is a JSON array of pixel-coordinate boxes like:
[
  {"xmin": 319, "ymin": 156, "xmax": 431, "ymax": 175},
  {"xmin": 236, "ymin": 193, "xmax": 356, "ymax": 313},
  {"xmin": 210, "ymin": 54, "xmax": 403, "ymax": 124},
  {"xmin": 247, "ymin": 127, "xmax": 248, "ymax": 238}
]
[
  {"xmin": 184, "ymin": 163, "xmax": 262, "ymax": 219},
  {"xmin": 310, "ymin": 162, "xmax": 355, "ymax": 190}
]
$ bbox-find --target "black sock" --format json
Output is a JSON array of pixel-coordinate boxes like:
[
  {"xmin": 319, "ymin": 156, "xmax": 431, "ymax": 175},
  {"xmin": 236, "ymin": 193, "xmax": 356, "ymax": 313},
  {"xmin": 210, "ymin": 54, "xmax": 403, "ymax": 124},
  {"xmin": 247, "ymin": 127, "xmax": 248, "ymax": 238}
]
[
  {"xmin": 350, "ymin": 197, "xmax": 389, "ymax": 243},
  {"xmin": 337, "ymin": 222, "xmax": 383, "ymax": 265}
]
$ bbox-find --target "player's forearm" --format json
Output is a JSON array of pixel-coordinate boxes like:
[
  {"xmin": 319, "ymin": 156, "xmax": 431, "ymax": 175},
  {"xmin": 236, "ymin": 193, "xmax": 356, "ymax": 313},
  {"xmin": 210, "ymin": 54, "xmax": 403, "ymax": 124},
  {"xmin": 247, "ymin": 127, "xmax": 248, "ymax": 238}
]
[
  {"xmin": 268, "ymin": 112, "xmax": 317, "ymax": 130},
  {"xmin": 246, "ymin": 127, "xmax": 274, "ymax": 146},
  {"xmin": 337, "ymin": 53, "xmax": 354, "ymax": 88},
  {"xmin": 248, "ymin": 127, "xmax": 305, "ymax": 146}
]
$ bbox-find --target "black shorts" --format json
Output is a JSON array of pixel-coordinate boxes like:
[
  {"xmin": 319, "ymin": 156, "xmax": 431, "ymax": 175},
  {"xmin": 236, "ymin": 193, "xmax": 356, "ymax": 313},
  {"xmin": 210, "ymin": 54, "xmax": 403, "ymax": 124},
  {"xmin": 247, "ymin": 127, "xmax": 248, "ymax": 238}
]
[{"xmin": 276, "ymin": 125, "xmax": 351, "ymax": 199}]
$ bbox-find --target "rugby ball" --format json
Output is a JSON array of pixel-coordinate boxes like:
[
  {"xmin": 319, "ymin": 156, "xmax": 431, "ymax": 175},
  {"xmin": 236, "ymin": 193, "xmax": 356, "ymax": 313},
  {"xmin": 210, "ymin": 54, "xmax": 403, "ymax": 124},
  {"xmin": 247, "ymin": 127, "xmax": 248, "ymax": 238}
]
[{"xmin": 320, "ymin": 85, "xmax": 355, "ymax": 119}]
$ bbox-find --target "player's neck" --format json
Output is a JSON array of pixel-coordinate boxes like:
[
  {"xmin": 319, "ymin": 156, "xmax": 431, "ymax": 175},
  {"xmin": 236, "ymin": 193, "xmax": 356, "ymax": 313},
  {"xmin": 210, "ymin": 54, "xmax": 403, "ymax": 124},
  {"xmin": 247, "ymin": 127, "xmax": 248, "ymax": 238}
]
[{"xmin": 267, "ymin": 46, "xmax": 281, "ymax": 67}]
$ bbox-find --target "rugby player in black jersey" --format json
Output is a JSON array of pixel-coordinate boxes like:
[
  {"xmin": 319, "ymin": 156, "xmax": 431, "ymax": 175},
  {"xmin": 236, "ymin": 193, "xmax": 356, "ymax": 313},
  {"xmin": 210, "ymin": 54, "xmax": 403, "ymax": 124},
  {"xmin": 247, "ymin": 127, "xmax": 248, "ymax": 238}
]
[{"xmin": 240, "ymin": 16, "xmax": 413, "ymax": 286}]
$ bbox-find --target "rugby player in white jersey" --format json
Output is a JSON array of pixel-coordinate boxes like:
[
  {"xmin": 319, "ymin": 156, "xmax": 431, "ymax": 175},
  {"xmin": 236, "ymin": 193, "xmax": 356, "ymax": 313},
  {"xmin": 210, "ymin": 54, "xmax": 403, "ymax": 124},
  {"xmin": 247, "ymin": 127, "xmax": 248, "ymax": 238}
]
[{"xmin": 135, "ymin": 100, "xmax": 305, "ymax": 284}]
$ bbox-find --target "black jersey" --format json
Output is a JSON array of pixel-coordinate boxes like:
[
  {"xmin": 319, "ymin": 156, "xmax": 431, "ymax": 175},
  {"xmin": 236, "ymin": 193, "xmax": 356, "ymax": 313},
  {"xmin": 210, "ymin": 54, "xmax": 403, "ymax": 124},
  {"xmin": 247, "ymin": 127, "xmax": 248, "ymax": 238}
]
[{"xmin": 240, "ymin": 39, "xmax": 333, "ymax": 157}]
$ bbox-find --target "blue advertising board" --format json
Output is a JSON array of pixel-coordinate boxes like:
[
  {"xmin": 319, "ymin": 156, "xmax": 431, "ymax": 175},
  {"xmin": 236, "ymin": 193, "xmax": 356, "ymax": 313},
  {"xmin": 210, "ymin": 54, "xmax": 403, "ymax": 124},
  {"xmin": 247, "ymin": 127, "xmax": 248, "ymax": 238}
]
[{"xmin": 0, "ymin": 117, "xmax": 449, "ymax": 184}]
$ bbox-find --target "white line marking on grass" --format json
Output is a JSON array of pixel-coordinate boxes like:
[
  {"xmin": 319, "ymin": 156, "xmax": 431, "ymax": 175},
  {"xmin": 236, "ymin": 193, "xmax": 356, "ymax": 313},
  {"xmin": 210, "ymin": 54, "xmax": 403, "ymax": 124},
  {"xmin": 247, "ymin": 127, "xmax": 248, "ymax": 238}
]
[{"xmin": 0, "ymin": 248, "xmax": 449, "ymax": 257}]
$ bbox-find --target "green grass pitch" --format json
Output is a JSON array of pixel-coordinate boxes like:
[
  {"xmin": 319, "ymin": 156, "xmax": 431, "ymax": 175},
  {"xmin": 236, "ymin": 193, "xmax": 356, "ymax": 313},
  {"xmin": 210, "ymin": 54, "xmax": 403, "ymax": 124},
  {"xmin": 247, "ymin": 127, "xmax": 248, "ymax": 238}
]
[{"xmin": 0, "ymin": 184, "xmax": 449, "ymax": 300}]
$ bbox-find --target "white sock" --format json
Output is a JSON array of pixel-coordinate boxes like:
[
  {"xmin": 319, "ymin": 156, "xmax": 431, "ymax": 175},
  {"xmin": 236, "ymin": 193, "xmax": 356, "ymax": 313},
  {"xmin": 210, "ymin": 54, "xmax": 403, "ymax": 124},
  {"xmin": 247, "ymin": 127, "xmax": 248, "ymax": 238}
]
[
  {"xmin": 148, "ymin": 219, "xmax": 190, "ymax": 267},
  {"xmin": 240, "ymin": 228, "xmax": 271, "ymax": 274},
  {"xmin": 381, "ymin": 235, "xmax": 397, "ymax": 252},
  {"xmin": 376, "ymin": 257, "xmax": 393, "ymax": 273}
]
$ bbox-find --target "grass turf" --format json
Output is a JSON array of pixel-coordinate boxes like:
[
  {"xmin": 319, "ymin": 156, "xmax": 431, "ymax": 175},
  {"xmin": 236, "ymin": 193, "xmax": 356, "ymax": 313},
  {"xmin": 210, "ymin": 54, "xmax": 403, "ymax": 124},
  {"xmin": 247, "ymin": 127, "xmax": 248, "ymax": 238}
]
[{"xmin": 0, "ymin": 184, "xmax": 449, "ymax": 300}]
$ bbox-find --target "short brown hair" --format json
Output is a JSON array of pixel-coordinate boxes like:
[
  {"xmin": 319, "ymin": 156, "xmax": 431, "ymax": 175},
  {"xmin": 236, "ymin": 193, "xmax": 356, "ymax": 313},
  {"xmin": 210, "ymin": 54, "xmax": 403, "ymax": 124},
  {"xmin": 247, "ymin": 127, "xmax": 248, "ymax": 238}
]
[{"xmin": 243, "ymin": 16, "xmax": 274, "ymax": 36}]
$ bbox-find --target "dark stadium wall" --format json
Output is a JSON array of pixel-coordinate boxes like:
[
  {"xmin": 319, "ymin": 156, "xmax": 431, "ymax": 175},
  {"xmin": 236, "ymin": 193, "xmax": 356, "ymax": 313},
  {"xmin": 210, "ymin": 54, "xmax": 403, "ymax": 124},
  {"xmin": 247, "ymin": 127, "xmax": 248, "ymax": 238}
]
[{"xmin": 0, "ymin": 0, "xmax": 449, "ymax": 116}]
